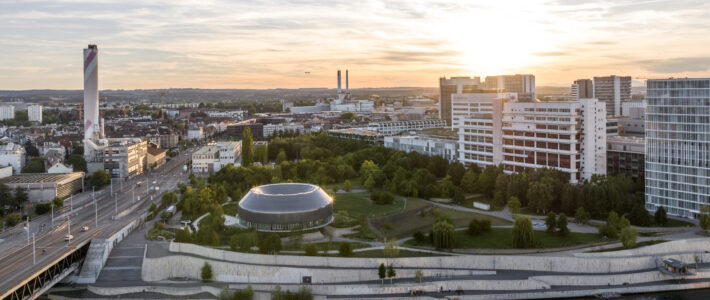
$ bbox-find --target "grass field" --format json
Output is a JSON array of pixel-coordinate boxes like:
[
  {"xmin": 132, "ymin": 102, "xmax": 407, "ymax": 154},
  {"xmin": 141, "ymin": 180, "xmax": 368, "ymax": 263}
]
[
  {"xmin": 333, "ymin": 192, "xmax": 405, "ymax": 219},
  {"xmin": 405, "ymin": 228, "xmax": 605, "ymax": 249}
]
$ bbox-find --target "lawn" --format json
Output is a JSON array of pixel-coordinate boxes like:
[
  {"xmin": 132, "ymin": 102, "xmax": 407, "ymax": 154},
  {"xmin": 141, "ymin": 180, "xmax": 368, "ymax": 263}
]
[
  {"xmin": 333, "ymin": 192, "xmax": 405, "ymax": 220},
  {"xmin": 405, "ymin": 228, "xmax": 606, "ymax": 249},
  {"xmin": 374, "ymin": 197, "xmax": 511, "ymax": 239}
]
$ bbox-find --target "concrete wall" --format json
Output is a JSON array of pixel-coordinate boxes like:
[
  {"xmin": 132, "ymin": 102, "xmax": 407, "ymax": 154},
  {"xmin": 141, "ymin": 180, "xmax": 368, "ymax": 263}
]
[
  {"xmin": 76, "ymin": 219, "xmax": 141, "ymax": 284},
  {"xmin": 575, "ymin": 238, "xmax": 710, "ymax": 258}
]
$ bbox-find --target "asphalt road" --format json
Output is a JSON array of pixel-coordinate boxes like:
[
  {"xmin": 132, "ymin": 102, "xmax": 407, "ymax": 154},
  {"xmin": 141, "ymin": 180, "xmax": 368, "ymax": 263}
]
[{"xmin": 0, "ymin": 149, "xmax": 194, "ymax": 297}]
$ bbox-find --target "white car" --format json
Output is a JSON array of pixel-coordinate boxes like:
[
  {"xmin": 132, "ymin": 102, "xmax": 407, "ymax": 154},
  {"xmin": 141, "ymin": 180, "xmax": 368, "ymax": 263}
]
[
  {"xmin": 81, "ymin": 226, "xmax": 89, "ymax": 232},
  {"xmin": 65, "ymin": 234, "xmax": 74, "ymax": 241}
]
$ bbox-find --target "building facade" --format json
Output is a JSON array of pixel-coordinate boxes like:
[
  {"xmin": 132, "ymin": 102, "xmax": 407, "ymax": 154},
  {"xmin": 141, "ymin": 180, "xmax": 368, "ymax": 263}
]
[
  {"xmin": 0, "ymin": 142, "xmax": 25, "ymax": 174},
  {"xmin": 191, "ymin": 141, "xmax": 241, "ymax": 174},
  {"xmin": 645, "ymin": 78, "xmax": 710, "ymax": 218},
  {"xmin": 366, "ymin": 119, "xmax": 447, "ymax": 135},
  {"xmin": 0, "ymin": 106, "xmax": 15, "ymax": 120},
  {"xmin": 594, "ymin": 75, "xmax": 631, "ymax": 116},
  {"xmin": 103, "ymin": 138, "xmax": 147, "ymax": 178},
  {"xmin": 0, "ymin": 172, "xmax": 84, "ymax": 202},
  {"xmin": 28, "ymin": 105, "xmax": 43, "ymax": 123},
  {"xmin": 439, "ymin": 77, "xmax": 481, "ymax": 126},
  {"xmin": 485, "ymin": 74, "xmax": 536, "ymax": 102},
  {"xmin": 263, "ymin": 123, "xmax": 306, "ymax": 137},
  {"xmin": 607, "ymin": 136, "xmax": 644, "ymax": 180},
  {"xmin": 572, "ymin": 79, "xmax": 594, "ymax": 99},
  {"xmin": 384, "ymin": 135, "xmax": 458, "ymax": 162}
]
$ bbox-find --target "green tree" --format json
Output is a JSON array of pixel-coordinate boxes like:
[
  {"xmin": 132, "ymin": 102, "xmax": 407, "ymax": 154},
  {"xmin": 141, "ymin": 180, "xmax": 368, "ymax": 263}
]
[
  {"xmin": 545, "ymin": 212, "xmax": 557, "ymax": 233},
  {"xmin": 0, "ymin": 183, "xmax": 13, "ymax": 210},
  {"xmin": 304, "ymin": 244, "xmax": 318, "ymax": 256},
  {"xmin": 201, "ymin": 262, "xmax": 213, "ymax": 282},
  {"xmin": 258, "ymin": 233, "xmax": 282, "ymax": 254},
  {"xmin": 440, "ymin": 176, "xmax": 455, "ymax": 198},
  {"xmin": 338, "ymin": 241, "xmax": 353, "ymax": 257},
  {"xmin": 629, "ymin": 205, "xmax": 651, "ymax": 227},
  {"xmin": 447, "ymin": 162, "xmax": 466, "ymax": 186},
  {"xmin": 654, "ymin": 206, "xmax": 667, "ymax": 226},
  {"xmin": 699, "ymin": 206, "xmax": 710, "ymax": 231},
  {"xmin": 175, "ymin": 226, "xmax": 191, "ymax": 243},
  {"xmin": 620, "ymin": 227, "xmax": 638, "ymax": 249},
  {"xmin": 557, "ymin": 213, "xmax": 569, "ymax": 236},
  {"xmin": 233, "ymin": 285, "xmax": 254, "ymax": 300},
  {"xmin": 363, "ymin": 176, "xmax": 375, "ymax": 192},
  {"xmin": 254, "ymin": 145, "xmax": 268, "ymax": 164},
  {"xmin": 432, "ymin": 221, "xmax": 455, "ymax": 250},
  {"xmin": 52, "ymin": 197, "xmax": 64, "ymax": 208},
  {"xmin": 574, "ymin": 207, "xmax": 590, "ymax": 224},
  {"xmin": 507, "ymin": 196, "xmax": 521, "ymax": 214},
  {"xmin": 378, "ymin": 263, "xmax": 386, "ymax": 285},
  {"xmin": 241, "ymin": 127, "xmax": 254, "ymax": 167},
  {"xmin": 527, "ymin": 179, "xmax": 553, "ymax": 214},
  {"xmin": 21, "ymin": 157, "xmax": 45, "ymax": 173},
  {"xmin": 512, "ymin": 216, "xmax": 534, "ymax": 248},
  {"xmin": 343, "ymin": 180, "xmax": 352, "ymax": 192},
  {"xmin": 275, "ymin": 149, "xmax": 288, "ymax": 164},
  {"xmin": 14, "ymin": 186, "xmax": 28, "ymax": 205},
  {"xmin": 387, "ymin": 264, "xmax": 396, "ymax": 284},
  {"xmin": 90, "ymin": 170, "xmax": 111, "ymax": 190},
  {"xmin": 161, "ymin": 192, "xmax": 178, "ymax": 207},
  {"xmin": 460, "ymin": 170, "xmax": 478, "ymax": 193}
]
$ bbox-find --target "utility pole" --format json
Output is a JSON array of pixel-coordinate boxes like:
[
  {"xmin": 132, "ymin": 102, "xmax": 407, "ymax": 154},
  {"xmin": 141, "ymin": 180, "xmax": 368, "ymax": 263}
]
[
  {"xmin": 132, "ymin": 187, "xmax": 135, "ymax": 204},
  {"xmin": 114, "ymin": 195, "xmax": 118, "ymax": 219},
  {"xmin": 51, "ymin": 204, "xmax": 54, "ymax": 228},
  {"xmin": 26, "ymin": 218, "xmax": 30, "ymax": 245},
  {"xmin": 67, "ymin": 216, "xmax": 71, "ymax": 244},
  {"xmin": 110, "ymin": 177, "xmax": 113, "ymax": 195},
  {"xmin": 70, "ymin": 194, "xmax": 73, "ymax": 213},
  {"xmin": 93, "ymin": 186, "xmax": 97, "ymax": 227},
  {"xmin": 32, "ymin": 233, "xmax": 36, "ymax": 265}
]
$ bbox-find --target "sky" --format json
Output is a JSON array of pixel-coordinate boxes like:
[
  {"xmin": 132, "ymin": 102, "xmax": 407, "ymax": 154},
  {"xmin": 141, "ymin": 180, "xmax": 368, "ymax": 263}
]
[{"xmin": 1, "ymin": 0, "xmax": 710, "ymax": 90}]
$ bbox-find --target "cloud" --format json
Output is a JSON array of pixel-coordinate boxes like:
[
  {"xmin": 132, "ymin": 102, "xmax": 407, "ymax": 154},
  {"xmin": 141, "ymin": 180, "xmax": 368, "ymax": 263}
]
[
  {"xmin": 534, "ymin": 51, "xmax": 570, "ymax": 57},
  {"xmin": 640, "ymin": 57, "xmax": 710, "ymax": 73}
]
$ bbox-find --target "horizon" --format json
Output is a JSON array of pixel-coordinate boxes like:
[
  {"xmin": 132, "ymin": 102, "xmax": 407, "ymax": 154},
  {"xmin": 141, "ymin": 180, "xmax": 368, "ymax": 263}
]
[{"xmin": 2, "ymin": 0, "xmax": 710, "ymax": 90}]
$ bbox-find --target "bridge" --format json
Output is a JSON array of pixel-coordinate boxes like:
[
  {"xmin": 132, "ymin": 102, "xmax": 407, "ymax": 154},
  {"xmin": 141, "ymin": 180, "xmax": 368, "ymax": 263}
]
[{"xmin": 0, "ymin": 149, "xmax": 193, "ymax": 300}]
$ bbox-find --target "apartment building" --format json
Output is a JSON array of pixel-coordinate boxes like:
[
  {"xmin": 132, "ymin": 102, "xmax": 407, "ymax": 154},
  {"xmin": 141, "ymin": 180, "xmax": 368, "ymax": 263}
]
[
  {"xmin": 0, "ymin": 106, "xmax": 15, "ymax": 120},
  {"xmin": 28, "ymin": 105, "xmax": 43, "ymax": 123},
  {"xmin": 0, "ymin": 142, "xmax": 25, "ymax": 174},
  {"xmin": 191, "ymin": 141, "xmax": 241, "ymax": 174},
  {"xmin": 594, "ymin": 75, "xmax": 631, "ymax": 116}
]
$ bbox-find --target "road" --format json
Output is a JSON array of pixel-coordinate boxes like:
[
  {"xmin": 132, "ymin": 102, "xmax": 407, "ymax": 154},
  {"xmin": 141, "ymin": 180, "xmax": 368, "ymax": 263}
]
[{"xmin": 0, "ymin": 148, "xmax": 194, "ymax": 296}]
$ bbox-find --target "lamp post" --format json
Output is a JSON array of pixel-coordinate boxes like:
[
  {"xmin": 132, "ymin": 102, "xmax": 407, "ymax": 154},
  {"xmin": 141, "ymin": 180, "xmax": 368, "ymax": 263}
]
[{"xmin": 32, "ymin": 233, "xmax": 36, "ymax": 265}]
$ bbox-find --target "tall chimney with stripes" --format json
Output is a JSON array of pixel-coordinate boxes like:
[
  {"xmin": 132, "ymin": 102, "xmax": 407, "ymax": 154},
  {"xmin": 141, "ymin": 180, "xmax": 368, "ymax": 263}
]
[
  {"xmin": 337, "ymin": 70, "xmax": 342, "ymax": 96},
  {"xmin": 83, "ymin": 44, "xmax": 101, "ymax": 158}
]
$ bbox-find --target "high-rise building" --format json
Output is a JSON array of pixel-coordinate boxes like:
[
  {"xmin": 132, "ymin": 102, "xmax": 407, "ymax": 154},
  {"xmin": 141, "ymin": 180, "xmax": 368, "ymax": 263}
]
[
  {"xmin": 593, "ymin": 75, "xmax": 631, "ymax": 116},
  {"xmin": 0, "ymin": 106, "xmax": 14, "ymax": 120},
  {"xmin": 571, "ymin": 79, "xmax": 594, "ymax": 99},
  {"xmin": 645, "ymin": 78, "xmax": 710, "ymax": 218},
  {"xmin": 607, "ymin": 136, "xmax": 644, "ymax": 180},
  {"xmin": 83, "ymin": 44, "xmax": 105, "ymax": 163},
  {"xmin": 439, "ymin": 76, "xmax": 481, "ymax": 126},
  {"xmin": 28, "ymin": 105, "xmax": 42, "ymax": 123},
  {"xmin": 453, "ymin": 93, "xmax": 606, "ymax": 183},
  {"xmin": 484, "ymin": 74, "xmax": 536, "ymax": 102}
]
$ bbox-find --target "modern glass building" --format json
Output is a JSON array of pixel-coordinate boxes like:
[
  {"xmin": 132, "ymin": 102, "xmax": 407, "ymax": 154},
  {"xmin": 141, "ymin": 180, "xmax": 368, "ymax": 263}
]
[{"xmin": 645, "ymin": 78, "xmax": 710, "ymax": 218}]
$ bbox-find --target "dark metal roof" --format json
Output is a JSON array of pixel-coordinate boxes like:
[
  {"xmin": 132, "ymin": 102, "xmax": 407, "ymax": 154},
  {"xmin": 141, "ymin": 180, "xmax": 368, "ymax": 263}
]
[{"xmin": 237, "ymin": 183, "xmax": 333, "ymax": 224}]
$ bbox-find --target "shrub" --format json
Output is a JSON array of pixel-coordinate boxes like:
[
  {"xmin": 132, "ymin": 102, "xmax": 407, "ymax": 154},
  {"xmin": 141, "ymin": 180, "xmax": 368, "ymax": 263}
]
[
  {"xmin": 557, "ymin": 213, "xmax": 569, "ymax": 236},
  {"xmin": 304, "ymin": 244, "xmax": 318, "ymax": 256},
  {"xmin": 574, "ymin": 207, "xmax": 591, "ymax": 224},
  {"xmin": 343, "ymin": 180, "xmax": 352, "ymax": 192},
  {"xmin": 620, "ymin": 227, "xmax": 638, "ymax": 249},
  {"xmin": 545, "ymin": 212, "xmax": 557, "ymax": 233},
  {"xmin": 201, "ymin": 262, "xmax": 213, "ymax": 282},
  {"xmin": 629, "ymin": 205, "xmax": 651, "ymax": 227},
  {"xmin": 5, "ymin": 213, "xmax": 22, "ymax": 227},
  {"xmin": 654, "ymin": 206, "xmax": 667, "ymax": 226},
  {"xmin": 258, "ymin": 233, "xmax": 282, "ymax": 254},
  {"xmin": 412, "ymin": 230, "xmax": 426, "ymax": 243},
  {"xmin": 339, "ymin": 241, "xmax": 353, "ymax": 257},
  {"xmin": 175, "ymin": 226, "xmax": 191, "ymax": 243},
  {"xmin": 432, "ymin": 221, "xmax": 455, "ymax": 250},
  {"xmin": 512, "ymin": 216, "xmax": 534, "ymax": 248},
  {"xmin": 699, "ymin": 206, "xmax": 710, "ymax": 230},
  {"xmin": 233, "ymin": 285, "xmax": 254, "ymax": 300},
  {"xmin": 370, "ymin": 191, "xmax": 394, "ymax": 205},
  {"xmin": 467, "ymin": 219, "xmax": 491, "ymax": 236},
  {"xmin": 52, "ymin": 197, "xmax": 64, "ymax": 208},
  {"xmin": 34, "ymin": 203, "xmax": 52, "ymax": 215},
  {"xmin": 507, "ymin": 196, "xmax": 521, "ymax": 214}
]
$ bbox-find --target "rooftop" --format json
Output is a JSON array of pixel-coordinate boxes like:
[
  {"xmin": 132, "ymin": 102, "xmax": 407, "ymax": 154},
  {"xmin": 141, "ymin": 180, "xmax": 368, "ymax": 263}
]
[{"xmin": 0, "ymin": 172, "xmax": 84, "ymax": 184}]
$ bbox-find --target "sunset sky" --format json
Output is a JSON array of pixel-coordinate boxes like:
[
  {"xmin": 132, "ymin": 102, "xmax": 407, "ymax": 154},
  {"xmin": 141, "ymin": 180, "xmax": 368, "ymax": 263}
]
[{"xmin": 2, "ymin": 0, "xmax": 710, "ymax": 90}]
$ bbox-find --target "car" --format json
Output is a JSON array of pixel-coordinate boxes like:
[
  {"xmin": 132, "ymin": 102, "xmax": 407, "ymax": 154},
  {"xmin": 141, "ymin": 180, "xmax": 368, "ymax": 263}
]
[
  {"xmin": 65, "ymin": 234, "xmax": 74, "ymax": 241},
  {"xmin": 81, "ymin": 226, "xmax": 89, "ymax": 232}
]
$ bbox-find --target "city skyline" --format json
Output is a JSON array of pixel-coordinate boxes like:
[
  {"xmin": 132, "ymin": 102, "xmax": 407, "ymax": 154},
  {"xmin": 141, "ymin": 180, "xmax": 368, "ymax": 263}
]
[{"xmin": 2, "ymin": 0, "xmax": 710, "ymax": 90}]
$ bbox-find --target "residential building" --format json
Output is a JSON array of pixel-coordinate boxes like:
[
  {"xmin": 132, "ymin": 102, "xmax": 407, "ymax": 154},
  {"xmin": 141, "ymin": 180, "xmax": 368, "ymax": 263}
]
[
  {"xmin": 158, "ymin": 133, "xmax": 179, "ymax": 149},
  {"xmin": 0, "ymin": 142, "xmax": 25, "ymax": 173},
  {"xmin": 103, "ymin": 138, "xmax": 147, "ymax": 178},
  {"xmin": 263, "ymin": 123, "xmax": 306, "ymax": 137},
  {"xmin": 453, "ymin": 93, "xmax": 606, "ymax": 183},
  {"xmin": 607, "ymin": 136, "xmax": 644, "ymax": 180},
  {"xmin": 572, "ymin": 79, "xmax": 594, "ymax": 99},
  {"xmin": 187, "ymin": 127, "xmax": 204, "ymax": 140},
  {"xmin": 28, "ymin": 105, "xmax": 43, "ymax": 123},
  {"xmin": 439, "ymin": 77, "xmax": 481, "ymax": 125},
  {"xmin": 147, "ymin": 144, "xmax": 166, "ymax": 169},
  {"xmin": 44, "ymin": 149, "xmax": 64, "ymax": 171},
  {"xmin": 485, "ymin": 74, "xmax": 536, "ymax": 102},
  {"xmin": 606, "ymin": 117, "xmax": 619, "ymax": 137},
  {"xmin": 47, "ymin": 162, "xmax": 74, "ymax": 174},
  {"xmin": 0, "ymin": 166, "xmax": 12, "ymax": 179},
  {"xmin": 384, "ymin": 135, "xmax": 458, "ymax": 162},
  {"xmin": 645, "ymin": 78, "xmax": 710, "ymax": 218},
  {"xmin": 0, "ymin": 106, "xmax": 15, "ymax": 120},
  {"xmin": 0, "ymin": 172, "xmax": 84, "ymax": 202},
  {"xmin": 191, "ymin": 141, "xmax": 241, "ymax": 174},
  {"xmin": 594, "ymin": 75, "xmax": 631, "ymax": 116},
  {"xmin": 366, "ymin": 119, "xmax": 447, "ymax": 135}
]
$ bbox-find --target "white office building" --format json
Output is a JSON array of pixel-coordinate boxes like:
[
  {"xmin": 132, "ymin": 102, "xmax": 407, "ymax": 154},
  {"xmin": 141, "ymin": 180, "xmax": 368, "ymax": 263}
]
[
  {"xmin": 384, "ymin": 135, "xmax": 458, "ymax": 162},
  {"xmin": 187, "ymin": 127, "xmax": 204, "ymax": 140},
  {"xmin": 0, "ymin": 106, "xmax": 15, "ymax": 120},
  {"xmin": 453, "ymin": 93, "xmax": 606, "ymax": 183},
  {"xmin": 0, "ymin": 142, "xmax": 26, "ymax": 174},
  {"xmin": 263, "ymin": 123, "xmax": 306, "ymax": 137},
  {"xmin": 645, "ymin": 78, "xmax": 710, "ymax": 218},
  {"xmin": 366, "ymin": 119, "xmax": 447, "ymax": 135},
  {"xmin": 621, "ymin": 99, "xmax": 646, "ymax": 118},
  {"xmin": 191, "ymin": 141, "xmax": 241, "ymax": 174},
  {"xmin": 28, "ymin": 105, "xmax": 43, "ymax": 123}
]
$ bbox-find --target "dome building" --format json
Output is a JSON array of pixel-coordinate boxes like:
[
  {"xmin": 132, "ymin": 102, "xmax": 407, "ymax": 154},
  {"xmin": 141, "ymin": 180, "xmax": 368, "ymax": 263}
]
[{"xmin": 236, "ymin": 183, "xmax": 334, "ymax": 232}]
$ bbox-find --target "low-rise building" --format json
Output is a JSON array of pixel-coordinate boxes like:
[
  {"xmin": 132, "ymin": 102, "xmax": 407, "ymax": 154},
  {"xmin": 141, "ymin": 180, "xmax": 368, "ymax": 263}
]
[
  {"xmin": 103, "ymin": 138, "xmax": 147, "ymax": 178},
  {"xmin": 158, "ymin": 133, "xmax": 179, "ymax": 149},
  {"xmin": 187, "ymin": 127, "xmax": 204, "ymax": 140},
  {"xmin": 607, "ymin": 136, "xmax": 644, "ymax": 180},
  {"xmin": 191, "ymin": 141, "xmax": 241, "ymax": 174},
  {"xmin": 0, "ymin": 165, "xmax": 12, "ymax": 179},
  {"xmin": 0, "ymin": 172, "xmax": 84, "ymax": 202},
  {"xmin": 0, "ymin": 142, "xmax": 25, "ymax": 174},
  {"xmin": 263, "ymin": 123, "xmax": 306, "ymax": 137},
  {"xmin": 384, "ymin": 135, "xmax": 458, "ymax": 162},
  {"xmin": 47, "ymin": 162, "xmax": 74, "ymax": 174},
  {"xmin": 366, "ymin": 119, "xmax": 447, "ymax": 135},
  {"xmin": 328, "ymin": 128, "xmax": 385, "ymax": 144},
  {"xmin": 147, "ymin": 144, "xmax": 166, "ymax": 170}
]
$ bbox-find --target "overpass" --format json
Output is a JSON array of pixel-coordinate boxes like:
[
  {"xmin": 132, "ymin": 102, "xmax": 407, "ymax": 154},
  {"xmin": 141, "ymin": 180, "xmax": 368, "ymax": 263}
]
[{"xmin": 0, "ymin": 148, "xmax": 193, "ymax": 300}]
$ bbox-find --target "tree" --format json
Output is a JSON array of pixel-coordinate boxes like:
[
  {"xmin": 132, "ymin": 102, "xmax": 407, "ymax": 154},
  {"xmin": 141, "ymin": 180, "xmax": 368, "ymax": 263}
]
[
  {"xmin": 460, "ymin": 170, "xmax": 478, "ymax": 193},
  {"xmin": 383, "ymin": 240, "xmax": 399, "ymax": 258},
  {"xmin": 527, "ymin": 180, "xmax": 553, "ymax": 214},
  {"xmin": 432, "ymin": 221, "xmax": 455, "ymax": 250},
  {"xmin": 440, "ymin": 176, "xmax": 455, "ymax": 198},
  {"xmin": 304, "ymin": 244, "xmax": 318, "ymax": 256},
  {"xmin": 507, "ymin": 196, "xmax": 521, "ymax": 214},
  {"xmin": 90, "ymin": 170, "xmax": 111, "ymax": 190},
  {"xmin": 161, "ymin": 192, "xmax": 178, "ymax": 207},
  {"xmin": 512, "ymin": 216, "xmax": 534, "ymax": 249},
  {"xmin": 557, "ymin": 213, "xmax": 569, "ymax": 236},
  {"xmin": 338, "ymin": 241, "xmax": 353, "ymax": 257},
  {"xmin": 387, "ymin": 264, "xmax": 397, "ymax": 284},
  {"xmin": 378, "ymin": 263, "xmax": 386, "ymax": 285},
  {"xmin": 343, "ymin": 180, "xmax": 352, "ymax": 192},
  {"xmin": 699, "ymin": 206, "xmax": 710, "ymax": 231},
  {"xmin": 254, "ymin": 145, "xmax": 268, "ymax": 164},
  {"xmin": 574, "ymin": 207, "xmax": 590, "ymax": 224},
  {"xmin": 14, "ymin": 186, "xmax": 28, "ymax": 205},
  {"xmin": 620, "ymin": 227, "xmax": 638, "ymax": 249},
  {"xmin": 364, "ymin": 176, "xmax": 375, "ymax": 192},
  {"xmin": 371, "ymin": 191, "xmax": 394, "ymax": 205},
  {"xmin": 0, "ymin": 183, "xmax": 12, "ymax": 210},
  {"xmin": 201, "ymin": 262, "xmax": 213, "ymax": 282},
  {"xmin": 241, "ymin": 127, "xmax": 254, "ymax": 167},
  {"xmin": 175, "ymin": 226, "xmax": 191, "ymax": 243},
  {"xmin": 23, "ymin": 141, "xmax": 39, "ymax": 157},
  {"xmin": 415, "ymin": 269, "xmax": 424, "ymax": 284},
  {"xmin": 22, "ymin": 157, "xmax": 45, "ymax": 173},
  {"xmin": 629, "ymin": 205, "xmax": 651, "ymax": 227},
  {"xmin": 233, "ymin": 285, "xmax": 254, "ymax": 300},
  {"xmin": 52, "ymin": 197, "xmax": 64, "ymax": 208},
  {"xmin": 655, "ymin": 206, "xmax": 668, "ymax": 226},
  {"xmin": 447, "ymin": 162, "xmax": 466, "ymax": 186},
  {"xmin": 258, "ymin": 233, "xmax": 282, "ymax": 254},
  {"xmin": 468, "ymin": 218, "xmax": 491, "ymax": 236},
  {"xmin": 545, "ymin": 212, "xmax": 557, "ymax": 233}
]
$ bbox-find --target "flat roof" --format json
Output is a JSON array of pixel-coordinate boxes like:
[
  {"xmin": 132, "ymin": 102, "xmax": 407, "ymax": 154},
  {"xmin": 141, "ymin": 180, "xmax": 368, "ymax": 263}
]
[{"xmin": 0, "ymin": 172, "xmax": 84, "ymax": 184}]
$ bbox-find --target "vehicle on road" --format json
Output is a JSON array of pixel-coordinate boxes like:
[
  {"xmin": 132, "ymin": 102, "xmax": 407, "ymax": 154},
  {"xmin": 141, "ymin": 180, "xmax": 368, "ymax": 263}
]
[
  {"xmin": 81, "ymin": 226, "xmax": 89, "ymax": 232},
  {"xmin": 136, "ymin": 181, "xmax": 143, "ymax": 186},
  {"xmin": 64, "ymin": 234, "xmax": 74, "ymax": 241}
]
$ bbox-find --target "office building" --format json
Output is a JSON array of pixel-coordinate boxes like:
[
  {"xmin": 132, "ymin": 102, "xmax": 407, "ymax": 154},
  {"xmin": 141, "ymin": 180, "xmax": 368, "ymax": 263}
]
[
  {"xmin": 571, "ymin": 79, "xmax": 594, "ymax": 99},
  {"xmin": 103, "ymin": 138, "xmax": 147, "ymax": 178},
  {"xmin": 28, "ymin": 105, "xmax": 42, "ymax": 123},
  {"xmin": 453, "ymin": 93, "xmax": 606, "ymax": 183},
  {"xmin": 622, "ymin": 99, "xmax": 646, "ymax": 118},
  {"xmin": 263, "ymin": 123, "xmax": 306, "ymax": 138},
  {"xmin": 227, "ymin": 122, "xmax": 264, "ymax": 140},
  {"xmin": 366, "ymin": 119, "xmax": 447, "ymax": 135},
  {"xmin": 191, "ymin": 141, "xmax": 241, "ymax": 174},
  {"xmin": 607, "ymin": 136, "xmax": 644, "ymax": 180},
  {"xmin": 645, "ymin": 78, "xmax": 710, "ymax": 218},
  {"xmin": 439, "ymin": 77, "xmax": 481, "ymax": 125},
  {"xmin": 0, "ymin": 106, "xmax": 15, "ymax": 120},
  {"xmin": 384, "ymin": 135, "xmax": 458, "ymax": 162},
  {"xmin": 0, "ymin": 142, "xmax": 25, "ymax": 174},
  {"xmin": 594, "ymin": 75, "xmax": 631, "ymax": 116},
  {"xmin": 485, "ymin": 74, "xmax": 536, "ymax": 102}
]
